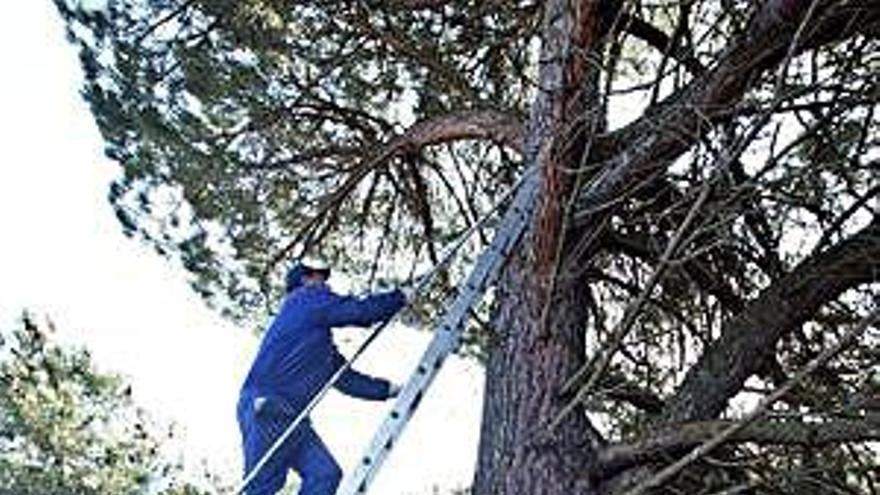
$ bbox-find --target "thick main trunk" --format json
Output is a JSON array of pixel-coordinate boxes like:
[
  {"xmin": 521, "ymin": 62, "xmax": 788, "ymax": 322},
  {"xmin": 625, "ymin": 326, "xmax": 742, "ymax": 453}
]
[
  {"xmin": 474, "ymin": 254, "xmax": 598, "ymax": 495},
  {"xmin": 473, "ymin": 0, "xmax": 605, "ymax": 491}
]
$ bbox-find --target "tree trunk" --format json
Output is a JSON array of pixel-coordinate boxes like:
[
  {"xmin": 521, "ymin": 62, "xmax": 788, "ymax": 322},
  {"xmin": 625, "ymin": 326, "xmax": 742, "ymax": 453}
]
[
  {"xmin": 474, "ymin": 253, "xmax": 599, "ymax": 495},
  {"xmin": 474, "ymin": 1, "xmax": 605, "ymax": 492}
]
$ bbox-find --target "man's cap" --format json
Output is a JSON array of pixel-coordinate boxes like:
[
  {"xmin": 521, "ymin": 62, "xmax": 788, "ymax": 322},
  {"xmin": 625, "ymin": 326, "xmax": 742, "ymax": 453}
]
[{"xmin": 285, "ymin": 260, "xmax": 331, "ymax": 292}]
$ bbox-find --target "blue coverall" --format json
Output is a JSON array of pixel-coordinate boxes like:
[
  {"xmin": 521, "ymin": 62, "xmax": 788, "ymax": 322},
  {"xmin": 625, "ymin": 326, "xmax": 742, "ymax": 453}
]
[{"xmin": 238, "ymin": 283, "xmax": 406, "ymax": 495}]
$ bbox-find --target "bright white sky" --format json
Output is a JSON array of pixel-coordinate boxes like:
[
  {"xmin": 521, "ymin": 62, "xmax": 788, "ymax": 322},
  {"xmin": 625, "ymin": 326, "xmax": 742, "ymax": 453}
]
[{"xmin": 0, "ymin": 3, "xmax": 482, "ymax": 494}]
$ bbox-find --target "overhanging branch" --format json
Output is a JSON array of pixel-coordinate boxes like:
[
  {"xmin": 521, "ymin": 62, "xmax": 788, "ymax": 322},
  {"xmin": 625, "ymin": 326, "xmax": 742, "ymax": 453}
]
[
  {"xmin": 269, "ymin": 109, "xmax": 524, "ymax": 269},
  {"xmin": 573, "ymin": 0, "xmax": 880, "ymax": 221},
  {"xmin": 662, "ymin": 216, "xmax": 880, "ymax": 423},
  {"xmin": 593, "ymin": 416, "xmax": 880, "ymax": 480}
]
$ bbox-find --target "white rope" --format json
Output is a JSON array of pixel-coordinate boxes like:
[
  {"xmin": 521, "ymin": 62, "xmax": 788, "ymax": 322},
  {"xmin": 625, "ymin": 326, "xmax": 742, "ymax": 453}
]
[{"xmin": 233, "ymin": 167, "xmax": 536, "ymax": 494}]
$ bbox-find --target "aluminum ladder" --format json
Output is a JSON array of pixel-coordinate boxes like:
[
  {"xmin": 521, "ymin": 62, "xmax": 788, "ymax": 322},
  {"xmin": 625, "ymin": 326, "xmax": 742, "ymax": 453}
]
[{"xmin": 337, "ymin": 168, "xmax": 539, "ymax": 495}]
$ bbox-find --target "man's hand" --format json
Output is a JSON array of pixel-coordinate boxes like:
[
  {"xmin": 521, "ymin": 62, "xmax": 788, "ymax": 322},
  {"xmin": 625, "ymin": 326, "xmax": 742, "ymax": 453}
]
[
  {"xmin": 388, "ymin": 383, "xmax": 402, "ymax": 399},
  {"xmin": 399, "ymin": 284, "xmax": 416, "ymax": 302}
]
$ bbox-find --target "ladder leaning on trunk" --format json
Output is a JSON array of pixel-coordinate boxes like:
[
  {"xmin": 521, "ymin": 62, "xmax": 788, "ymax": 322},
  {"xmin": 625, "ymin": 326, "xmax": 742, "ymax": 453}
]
[
  {"xmin": 233, "ymin": 166, "xmax": 539, "ymax": 495},
  {"xmin": 337, "ymin": 167, "xmax": 539, "ymax": 495}
]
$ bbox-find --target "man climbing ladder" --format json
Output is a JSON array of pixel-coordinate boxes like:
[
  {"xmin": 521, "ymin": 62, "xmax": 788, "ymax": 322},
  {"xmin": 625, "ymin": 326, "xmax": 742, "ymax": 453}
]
[
  {"xmin": 234, "ymin": 167, "xmax": 538, "ymax": 495},
  {"xmin": 237, "ymin": 260, "xmax": 407, "ymax": 495}
]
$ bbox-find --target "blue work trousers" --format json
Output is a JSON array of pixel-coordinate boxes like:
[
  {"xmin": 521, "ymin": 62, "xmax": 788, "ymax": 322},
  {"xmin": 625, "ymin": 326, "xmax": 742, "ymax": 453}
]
[{"xmin": 238, "ymin": 394, "xmax": 342, "ymax": 495}]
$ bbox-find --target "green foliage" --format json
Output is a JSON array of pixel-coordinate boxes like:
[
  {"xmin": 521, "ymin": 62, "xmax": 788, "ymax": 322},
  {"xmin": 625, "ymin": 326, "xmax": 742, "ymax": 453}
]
[
  {"xmin": 54, "ymin": 0, "xmax": 535, "ymax": 322},
  {"xmin": 0, "ymin": 314, "xmax": 210, "ymax": 495}
]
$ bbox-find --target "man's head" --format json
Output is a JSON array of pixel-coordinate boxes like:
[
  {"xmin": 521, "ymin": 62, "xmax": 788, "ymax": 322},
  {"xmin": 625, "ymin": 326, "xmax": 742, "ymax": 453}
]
[{"xmin": 285, "ymin": 260, "xmax": 331, "ymax": 292}]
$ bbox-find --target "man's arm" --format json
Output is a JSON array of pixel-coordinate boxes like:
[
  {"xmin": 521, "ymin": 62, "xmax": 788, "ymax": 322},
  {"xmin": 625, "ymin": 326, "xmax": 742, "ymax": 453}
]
[
  {"xmin": 330, "ymin": 350, "xmax": 394, "ymax": 400},
  {"xmin": 316, "ymin": 289, "xmax": 406, "ymax": 328},
  {"xmin": 335, "ymin": 367, "xmax": 394, "ymax": 401}
]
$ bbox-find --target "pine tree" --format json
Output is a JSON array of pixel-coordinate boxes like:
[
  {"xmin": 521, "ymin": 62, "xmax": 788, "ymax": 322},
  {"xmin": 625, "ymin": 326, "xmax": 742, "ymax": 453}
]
[
  {"xmin": 0, "ymin": 314, "xmax": 212, "ymax": 495},
  {"xmin": 55, "ymin": 1, "xmax": 880, "ymax": 493}
]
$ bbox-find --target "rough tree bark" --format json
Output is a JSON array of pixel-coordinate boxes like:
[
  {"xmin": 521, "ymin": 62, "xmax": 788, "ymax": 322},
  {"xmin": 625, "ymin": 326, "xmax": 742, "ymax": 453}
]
[{"xmin": 474, "ymin": 1, "xmax": 607, "ymax": 494}]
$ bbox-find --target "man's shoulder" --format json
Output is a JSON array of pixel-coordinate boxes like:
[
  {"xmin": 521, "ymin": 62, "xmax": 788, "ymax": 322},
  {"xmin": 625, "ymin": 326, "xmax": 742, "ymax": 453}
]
[{"xmin": 287, "ymin": 285, "xmax": 339, "ymax": 306}]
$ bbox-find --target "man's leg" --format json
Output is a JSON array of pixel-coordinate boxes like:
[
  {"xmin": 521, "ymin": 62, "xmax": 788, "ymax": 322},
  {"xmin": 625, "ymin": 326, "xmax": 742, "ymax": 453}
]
[
  {"xmin": 238, "ymin": 398, "xmax": 292, "ymax": 495},
  {"xmin": 242, "ymin": 457, "xmax": 289, "ymax": 495},
  {"xmin": 289, "ymin": 425, "xmax": 343, "ymax": 495}
]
